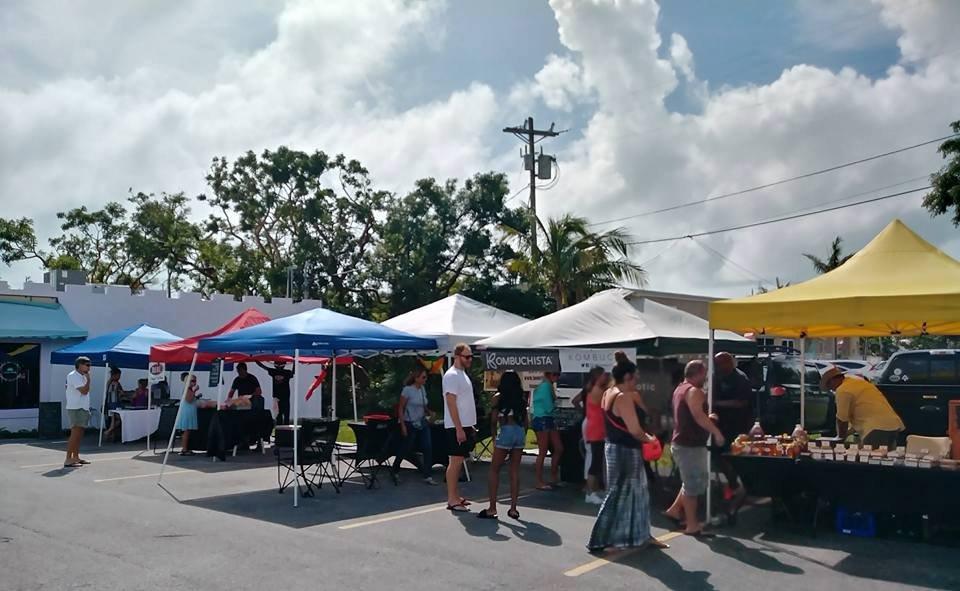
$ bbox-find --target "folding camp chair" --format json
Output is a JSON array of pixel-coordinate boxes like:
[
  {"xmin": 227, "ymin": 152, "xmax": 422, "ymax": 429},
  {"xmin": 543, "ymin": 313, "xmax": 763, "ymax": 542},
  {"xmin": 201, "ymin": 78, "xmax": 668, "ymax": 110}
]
[
  {"xmin": 471, "ymin": 419, "xmax": 494, "ymax": 462},
  {"xmin": 338, "ymin": 419, "xmax": 397, "ymax": 489},
  {"xmin": 275, "ymin": 421, "xmax": 340, "ymax": 496}
]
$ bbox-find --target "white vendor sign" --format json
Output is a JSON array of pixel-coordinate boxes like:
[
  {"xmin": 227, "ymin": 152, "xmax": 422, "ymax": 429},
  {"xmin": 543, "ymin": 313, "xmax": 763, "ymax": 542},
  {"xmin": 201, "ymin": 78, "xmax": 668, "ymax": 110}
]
[{"xmin": 559, "ymin": 348, "xmax": 636, "ymax": 373}]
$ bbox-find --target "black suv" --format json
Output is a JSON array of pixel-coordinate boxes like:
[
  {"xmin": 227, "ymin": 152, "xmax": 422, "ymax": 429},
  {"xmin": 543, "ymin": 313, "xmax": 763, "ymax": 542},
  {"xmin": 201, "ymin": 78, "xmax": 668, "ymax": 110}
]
[
  {"xmin": 738, "ymin": 353, "xmax": 835, "ymax": 436},
  {"xmin": 876, "ymin": 349, "xmax": 960, "ymax": 436}
]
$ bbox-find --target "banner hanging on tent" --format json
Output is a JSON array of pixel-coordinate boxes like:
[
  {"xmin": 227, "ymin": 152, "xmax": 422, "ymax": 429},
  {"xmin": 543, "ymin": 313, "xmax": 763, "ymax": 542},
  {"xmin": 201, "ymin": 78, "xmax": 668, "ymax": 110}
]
[
  {"xmin": 148, "ymin": 362, "xmax": 166, "ymax": 384},
  {"xmin": 481, "ymin": 349, "xmax": 559, "ymax": 372},
  {"xmin": 559, "ymin": 348, "xmax": 636, "ymax": 373}
]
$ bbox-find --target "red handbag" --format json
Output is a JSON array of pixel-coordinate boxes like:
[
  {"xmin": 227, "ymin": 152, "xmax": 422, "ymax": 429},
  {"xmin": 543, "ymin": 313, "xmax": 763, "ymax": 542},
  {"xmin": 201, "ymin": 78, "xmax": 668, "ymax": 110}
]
[{"xmin": 642, "ymin": 436, "xmax": 663, "ymax": 462}]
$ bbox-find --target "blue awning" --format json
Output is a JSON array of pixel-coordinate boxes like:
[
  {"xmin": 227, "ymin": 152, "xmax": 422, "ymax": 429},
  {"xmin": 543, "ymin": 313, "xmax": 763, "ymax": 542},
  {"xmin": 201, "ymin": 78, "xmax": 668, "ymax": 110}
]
[
  {"xmin": 197, "ymin": 307, "xmax": 438, "ymax": 356},
  {"xmin": 50, "ymin": 323, "xmax": 181, "ymax": 369},
  {"xmin": 0, "ymin": 298, "xmax": 87, "ymax": 340}
]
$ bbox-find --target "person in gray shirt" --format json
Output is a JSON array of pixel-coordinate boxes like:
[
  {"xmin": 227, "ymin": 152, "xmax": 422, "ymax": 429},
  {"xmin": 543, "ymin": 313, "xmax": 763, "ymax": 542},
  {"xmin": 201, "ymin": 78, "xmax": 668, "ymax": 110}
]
[{"xmin": 392, "ymin": 366, "xmax": 437, "ymax": 485}]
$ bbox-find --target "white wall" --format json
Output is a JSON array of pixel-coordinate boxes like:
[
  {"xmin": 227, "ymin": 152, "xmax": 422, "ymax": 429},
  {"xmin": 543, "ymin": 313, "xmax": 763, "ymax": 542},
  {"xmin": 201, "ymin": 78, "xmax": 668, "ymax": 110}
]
[{"xmin": 0, "ymin": 281, "xmax": 325, "ymax": 430}]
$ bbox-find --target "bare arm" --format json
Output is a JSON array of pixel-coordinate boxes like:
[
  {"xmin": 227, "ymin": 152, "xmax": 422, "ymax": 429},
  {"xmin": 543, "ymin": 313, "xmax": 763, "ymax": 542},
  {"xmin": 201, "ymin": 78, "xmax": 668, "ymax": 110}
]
[
  {"xmin": 78, "ymin": 373, "xmax": 91, "ymax": 395},
  {"xmin": 615, "ymin": 395, "xmax": 651, "ymax": 442},
  {"xmin": 397, "ymin": 395, "xmax": 409, "ymax": 435},
  {"xmin": 571, "ymin": 391, "xmax": 585, "ymax": 411},
  {"xmin": 685, "ymin": 387, "xmax": 725, "ymax": 444},
  {"xmin": 254, "ymin": 361, "xmax": 270, "ymax": 372},
  {"xmin": 445, "ymin": 393, "xmax": 463, "ymax": 430},
  {"xmin": 836, "ymin": 419, "xmax": 850, "ymax": 439}
]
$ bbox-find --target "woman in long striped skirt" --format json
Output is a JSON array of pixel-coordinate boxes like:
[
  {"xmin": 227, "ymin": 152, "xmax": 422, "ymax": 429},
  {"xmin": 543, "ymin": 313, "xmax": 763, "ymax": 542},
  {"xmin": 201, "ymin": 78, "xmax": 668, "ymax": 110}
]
[{"xmin": 587, "ymin": 352, "xmax": 668, "ymax": 553}]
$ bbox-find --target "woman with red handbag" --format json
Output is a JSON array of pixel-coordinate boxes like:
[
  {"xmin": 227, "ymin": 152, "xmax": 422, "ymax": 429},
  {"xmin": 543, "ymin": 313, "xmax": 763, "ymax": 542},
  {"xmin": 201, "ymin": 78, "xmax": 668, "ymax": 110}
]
[{"xmin": 587, "ymin": 352, "xmax": 669, "ymax": 554}]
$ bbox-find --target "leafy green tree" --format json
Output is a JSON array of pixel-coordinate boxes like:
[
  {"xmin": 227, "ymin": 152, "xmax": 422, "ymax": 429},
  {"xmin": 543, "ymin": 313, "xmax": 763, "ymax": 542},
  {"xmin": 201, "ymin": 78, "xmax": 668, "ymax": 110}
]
[
  {"xmin": 803, "ymin": 236, "xmax": 854, "ymax": 274},
  {"xmin": 375, "ymin": 173, "xmax": 537, "ymax": 317},
  {"xmin": 200, "ymin": 147, "xmax": 385, "ymax": 311},
  {"xmin": 0, "ymin": 217, "xmax": 48, "ymax": 266},
  {"xmin": 923, "ymin": 120, "xmax": 960, "ymax": 224},
  {"xmin": 506, "ymin": 214, "xmax": 646, "ymax": 309}
]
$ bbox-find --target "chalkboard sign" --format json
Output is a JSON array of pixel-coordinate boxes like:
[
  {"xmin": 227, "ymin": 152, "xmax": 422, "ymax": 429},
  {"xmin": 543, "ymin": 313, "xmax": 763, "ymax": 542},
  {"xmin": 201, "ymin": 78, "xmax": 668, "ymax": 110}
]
[
  {"xmin": 208, "ymin": 359, "xmax": 222, "ymax": 388},
  {"xmin": 38, "ymin": 401, "xmax": 62, "ymax": 439}
]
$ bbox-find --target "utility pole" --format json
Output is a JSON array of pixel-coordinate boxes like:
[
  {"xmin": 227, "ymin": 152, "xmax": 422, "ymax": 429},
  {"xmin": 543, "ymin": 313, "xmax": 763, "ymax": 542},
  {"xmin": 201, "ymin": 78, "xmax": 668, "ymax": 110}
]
[{"xmin": 503, "ymin": 117, "xmax": 560, "ymax": 262}]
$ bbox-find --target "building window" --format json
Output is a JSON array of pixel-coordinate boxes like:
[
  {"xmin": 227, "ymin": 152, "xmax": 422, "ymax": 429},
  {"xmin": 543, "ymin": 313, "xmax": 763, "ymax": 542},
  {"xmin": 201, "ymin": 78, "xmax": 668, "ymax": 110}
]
[{"xmin": 0, "ymin": 343, "xmax": 41, "ymax": 410}]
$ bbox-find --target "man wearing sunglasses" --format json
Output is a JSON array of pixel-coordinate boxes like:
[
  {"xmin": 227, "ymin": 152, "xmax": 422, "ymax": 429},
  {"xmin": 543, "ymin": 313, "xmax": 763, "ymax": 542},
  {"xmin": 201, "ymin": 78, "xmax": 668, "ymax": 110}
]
[{"xmin": 443, "ymin": 343, "xmax": 477, "ymax": 512}]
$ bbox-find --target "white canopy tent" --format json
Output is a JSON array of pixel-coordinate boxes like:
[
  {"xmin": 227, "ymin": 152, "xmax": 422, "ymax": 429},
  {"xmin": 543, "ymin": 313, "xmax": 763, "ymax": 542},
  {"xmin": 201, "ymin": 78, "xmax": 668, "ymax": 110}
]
[
  {"xmin": 382, "ymin": 294, "xmax": 528, "ymax": 353},
  {"xmin": 476, "ymin": 289, "xmax": 753, "ymax": 355}
]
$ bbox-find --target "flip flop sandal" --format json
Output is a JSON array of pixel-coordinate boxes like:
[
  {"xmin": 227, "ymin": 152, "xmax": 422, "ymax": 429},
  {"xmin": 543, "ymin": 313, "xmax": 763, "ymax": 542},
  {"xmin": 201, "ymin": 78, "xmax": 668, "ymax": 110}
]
[
  {"xmin": 63, "ymin": 462, "xmax": 82, "ymax": 468},
  {"xmin": 476, "ymin": 509, "xmax": 498, "ymax": 520},
  {"xmin": 535, "ymin": 485, "xmax": 553, "ymax": 491},
  {"xmin": 685, "ymin": 530, "xmax": 716, "ymax": 538},
  {"xmin": 77, "ymin": 459, "xmax": 91, "ymax": 465},
  {"xmin": 447, "ymin": 503, "xmax": 470, "ymax": 513},
  {"xmin": 459, "ymin": 497, "xmax": 472, "ymax": 506},
  {"xmin": 507, "ymin": 508, "xmax": 520, "ymax": 520}
]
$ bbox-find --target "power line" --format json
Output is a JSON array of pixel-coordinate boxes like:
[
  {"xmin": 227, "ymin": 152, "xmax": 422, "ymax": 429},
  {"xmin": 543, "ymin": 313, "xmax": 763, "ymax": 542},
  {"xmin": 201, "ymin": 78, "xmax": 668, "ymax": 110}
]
[
  {"xmin": 625, "ymin": 185, "xmax": 930, "ymax": 246},
  {"xmin": 589, "ymin": 134, "xmax": 953, "ymax": 227},
  {"xmin": 689, "ymin": 237, "xmax": 772, "ymax": 285},
  {"xmin": 505, "ymin": 183, "xmax": 530, "ymax": 204}
]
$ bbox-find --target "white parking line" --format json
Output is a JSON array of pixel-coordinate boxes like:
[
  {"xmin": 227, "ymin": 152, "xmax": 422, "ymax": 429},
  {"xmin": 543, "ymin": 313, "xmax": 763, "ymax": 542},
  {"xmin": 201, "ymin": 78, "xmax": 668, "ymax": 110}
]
[
  {"xmin": 94, "ymin": 470, "xmax": 189, "ymax": 483},
  {"xmin": 21, "ymin": 456, "xmax": 135, "ymax": 469},
  {"xmin": 564, "ymin": 531, "xmax": 684, "ymax": 577},
  {"xmin": 338, "ymin": 491, "xmax": 534, "ymax": 530}
]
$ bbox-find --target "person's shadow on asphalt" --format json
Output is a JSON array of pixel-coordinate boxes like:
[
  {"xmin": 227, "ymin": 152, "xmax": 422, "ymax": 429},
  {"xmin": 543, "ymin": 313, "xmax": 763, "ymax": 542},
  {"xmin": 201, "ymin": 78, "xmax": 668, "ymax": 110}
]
[
  {"xmin": 455, "ymin": 511, "xmax": 562, "ymax": 546},
  {"xmin": 41, "ymin": 467, "xmax": 74, "ymax": 478},
  {"xmin": 620, "ymin": 550, "xmax": 716, "ymax": 591},
  {"xmin": 695, "ymin": 536, "xmax": 804, "ymax": 575}
]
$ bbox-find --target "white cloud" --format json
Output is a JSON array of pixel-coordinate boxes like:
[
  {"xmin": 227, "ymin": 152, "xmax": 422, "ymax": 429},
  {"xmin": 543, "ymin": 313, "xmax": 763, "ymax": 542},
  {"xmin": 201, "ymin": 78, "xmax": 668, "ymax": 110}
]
[
  {"xmin": 525, "ymin": 0, "xmax": 960, "ymax": 296},
  {"xmin": 508, "ymin": 54, "xmax": 591, "ymax": 112},
  {"xmin": 669, "ymin": 33, "xmax": 695, "ymax": 82}
]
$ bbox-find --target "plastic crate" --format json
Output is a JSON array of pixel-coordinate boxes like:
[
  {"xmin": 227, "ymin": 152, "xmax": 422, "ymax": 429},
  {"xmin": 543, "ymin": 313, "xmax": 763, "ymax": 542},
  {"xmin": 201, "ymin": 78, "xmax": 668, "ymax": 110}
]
[{"xmin": 836, "ymin": 507, "xmax": 877, "ymax": 537}]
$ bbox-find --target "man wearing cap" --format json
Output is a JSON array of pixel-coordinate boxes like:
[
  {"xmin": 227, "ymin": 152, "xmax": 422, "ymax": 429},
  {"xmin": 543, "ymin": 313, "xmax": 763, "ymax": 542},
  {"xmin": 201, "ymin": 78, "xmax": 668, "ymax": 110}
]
[
  {"xmin": 821, "ymin": 366, "xmax": 904, "ymax": 448},
  {"xmin": 64, "ymin": 356, "xmax": 92, "ymax": 468}
]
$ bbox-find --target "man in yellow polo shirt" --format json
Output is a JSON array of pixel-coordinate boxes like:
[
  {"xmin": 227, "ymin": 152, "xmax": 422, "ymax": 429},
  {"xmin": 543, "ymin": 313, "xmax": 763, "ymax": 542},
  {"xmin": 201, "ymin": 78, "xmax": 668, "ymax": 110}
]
[{"xmin": 821, "ymin": 366, "xmax": 904, "ymax": 448}]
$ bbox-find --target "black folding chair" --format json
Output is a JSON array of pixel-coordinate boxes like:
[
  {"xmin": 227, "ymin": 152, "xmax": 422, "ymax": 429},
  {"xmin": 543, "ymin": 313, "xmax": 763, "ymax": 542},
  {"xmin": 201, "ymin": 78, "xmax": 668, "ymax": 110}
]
[
  {"xmin": 338, "ymin": 419, "xmax": 397, "ymax": 489},
  {"xmin": 275, "ymin": 421, "xmax": 339, "ymax": 497},
  {"xmin": 301, "ymin": 418, "xmax": 341, "ymax": 494},
  {"xmin": 472, "ymin": 418, "xmax": 494, "ymax": 462}
]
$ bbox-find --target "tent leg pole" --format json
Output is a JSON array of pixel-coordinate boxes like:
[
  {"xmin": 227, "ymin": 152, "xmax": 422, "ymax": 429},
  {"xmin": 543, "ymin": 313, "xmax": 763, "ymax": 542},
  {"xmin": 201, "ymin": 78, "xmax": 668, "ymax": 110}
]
[
  {"xmin": 98, "ymin": 361, "xmax": 109, "ymax": 448},
  {"xmin": 800, "ymin": 336, "xmax": 806, "ymax": 429},
  {"xmin": 706, "ymin": 329, "xmax": 715, "ymax": 526},
  {"xmin": 332, "ymin": 357, "xmax": 337, "ymax": 419},
  {"xmin": 351, "ymin": 362, "xmax": 358, "ymax": 422},
  {"xmin": 216, "ymin": 359, "xmax": 224, "ymax": 408},
  {"xmin": 160, "ymin": 352, "xmax": 196, "ymax": 483},
  {"xmin": 294, "ymin": 348, "xmax": 300, "ymax": 508},
  {"xmin": 146, "ymin": 372, "xmax": 152, "ymax": 452}
]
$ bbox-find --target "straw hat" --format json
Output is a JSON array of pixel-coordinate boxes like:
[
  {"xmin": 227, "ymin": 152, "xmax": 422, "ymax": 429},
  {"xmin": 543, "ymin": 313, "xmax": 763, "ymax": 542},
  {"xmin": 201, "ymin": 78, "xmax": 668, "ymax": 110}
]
[{"xmin": 820, "ymin": 366, "xmax": 844, "ymax": 391}]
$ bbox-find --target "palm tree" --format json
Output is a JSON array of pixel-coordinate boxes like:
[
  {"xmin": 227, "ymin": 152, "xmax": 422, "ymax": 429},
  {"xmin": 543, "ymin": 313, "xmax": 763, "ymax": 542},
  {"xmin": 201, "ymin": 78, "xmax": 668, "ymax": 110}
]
[
  {"xmin": 803, "ymin": 236, "xmax": 854, "ymax": 274},
  {"xmin": 505, "ymin": 214, "xmax": 646, "ymax": 308},
  {"xmin": 755, "ymin": 276, "xmax": 790, "ymax": 295}
]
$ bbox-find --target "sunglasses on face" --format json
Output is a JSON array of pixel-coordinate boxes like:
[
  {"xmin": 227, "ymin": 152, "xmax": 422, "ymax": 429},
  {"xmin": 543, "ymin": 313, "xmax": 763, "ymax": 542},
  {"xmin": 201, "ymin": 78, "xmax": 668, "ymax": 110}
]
[{"xmin": 458, "ymin": 354, "xmax": 473, "ymax": 361}]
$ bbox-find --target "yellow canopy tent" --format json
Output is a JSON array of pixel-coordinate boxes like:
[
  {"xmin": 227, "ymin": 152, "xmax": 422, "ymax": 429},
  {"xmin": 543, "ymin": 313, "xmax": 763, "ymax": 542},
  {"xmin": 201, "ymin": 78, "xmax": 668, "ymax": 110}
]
[
  {"xmin": 709, "ymin": 219, "xmax": 960, "ymax": 338},
  {"xmin": 700, "ymin": 219, "xmax": 960, "ymax": 522}
]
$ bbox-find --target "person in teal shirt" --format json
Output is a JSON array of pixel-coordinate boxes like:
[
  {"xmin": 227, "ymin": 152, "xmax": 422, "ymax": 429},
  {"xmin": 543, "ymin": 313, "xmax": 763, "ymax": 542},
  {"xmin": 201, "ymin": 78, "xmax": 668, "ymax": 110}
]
[{"xmin": 531, "ymin": 372, "xmax": 563, "ymax": 490}]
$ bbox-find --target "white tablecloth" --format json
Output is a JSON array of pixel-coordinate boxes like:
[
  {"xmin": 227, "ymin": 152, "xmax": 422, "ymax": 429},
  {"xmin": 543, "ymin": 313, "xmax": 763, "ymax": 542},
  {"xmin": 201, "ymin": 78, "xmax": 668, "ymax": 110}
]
[{"xmin": 109, "ymin": 408, "xmax": 161, "ymax": 443}]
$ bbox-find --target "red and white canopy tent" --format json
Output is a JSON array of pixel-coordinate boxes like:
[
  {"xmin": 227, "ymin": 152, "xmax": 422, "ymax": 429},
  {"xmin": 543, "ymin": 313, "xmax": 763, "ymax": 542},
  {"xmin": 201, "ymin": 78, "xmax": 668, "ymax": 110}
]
[{"xmin": 149, "ymin": 308, "xmax": 355, "ymax": 416}]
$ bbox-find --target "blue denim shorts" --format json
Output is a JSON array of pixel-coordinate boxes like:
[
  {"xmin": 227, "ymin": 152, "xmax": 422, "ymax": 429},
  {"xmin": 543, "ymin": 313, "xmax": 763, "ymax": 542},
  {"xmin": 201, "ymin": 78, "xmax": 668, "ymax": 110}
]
[
  {"xmin": 496, "ymin": 424, "xmax": 526, "ymax": 450},
  {"xmin": 531, "ymin": 416, "xmax": 556, "ymax": 432}
]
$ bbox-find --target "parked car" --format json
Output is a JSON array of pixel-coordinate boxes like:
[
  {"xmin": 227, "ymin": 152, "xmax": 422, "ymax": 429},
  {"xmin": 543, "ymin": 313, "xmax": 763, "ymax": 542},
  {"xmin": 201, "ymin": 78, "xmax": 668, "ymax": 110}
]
[
  {"xmin": 831, "ymin": 359, "xmax": 872, "ymax": 377},
  {"xmin": 866, "ymin": 359, "xmax": 888, "ymax": 381},
  {"xmin": 738, "ymin": 353, "xmax": 834, "ymax": 436},
  {"xmin": 876, "ymin": 349, "xmax": 960, "ymax": 436}
]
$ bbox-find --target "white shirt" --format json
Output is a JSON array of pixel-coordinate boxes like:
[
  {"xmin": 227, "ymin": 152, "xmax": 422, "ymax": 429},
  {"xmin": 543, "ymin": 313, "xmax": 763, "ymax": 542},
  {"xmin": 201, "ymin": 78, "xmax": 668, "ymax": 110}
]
[
  {"xmin": 65, "ymin": 370, "xmax": 90, "ymax": 410},
  {"xmin": 442, "ymin": 366, "xmax": 476, "ymax": 429}
]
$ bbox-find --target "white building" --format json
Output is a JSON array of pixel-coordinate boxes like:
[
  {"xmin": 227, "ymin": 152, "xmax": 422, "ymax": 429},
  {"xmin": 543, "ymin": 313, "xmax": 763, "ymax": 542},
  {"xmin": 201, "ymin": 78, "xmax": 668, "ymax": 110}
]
[{"xmin": 0, "ymin": 278, "xmax": 323, "ymax": 433}]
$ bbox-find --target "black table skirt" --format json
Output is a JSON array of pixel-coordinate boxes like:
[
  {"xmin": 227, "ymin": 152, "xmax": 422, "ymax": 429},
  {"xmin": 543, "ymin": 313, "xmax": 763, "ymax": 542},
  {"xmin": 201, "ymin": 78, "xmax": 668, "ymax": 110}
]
[
  {"xmin": 188, "ymin": 408, "xmax": 274, "ymax": 460},
  {"xmin": 726, "ymin": 454, "xmax": 960, "ymax": 516},
  {"xmin": 349, "ymin": 422, "xmax": 451, "ymax": 467}
]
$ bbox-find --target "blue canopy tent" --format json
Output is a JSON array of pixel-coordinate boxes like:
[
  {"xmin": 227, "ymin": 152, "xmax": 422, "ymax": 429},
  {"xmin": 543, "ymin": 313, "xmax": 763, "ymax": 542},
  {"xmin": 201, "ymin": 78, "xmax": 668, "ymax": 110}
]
[
  {"xmin": 51, "ymin": 324, "xmax": 182, "ymax": 447},
  {"xmin": 160, "ymin": 307, "xmax": 438, "ymax": 506}
]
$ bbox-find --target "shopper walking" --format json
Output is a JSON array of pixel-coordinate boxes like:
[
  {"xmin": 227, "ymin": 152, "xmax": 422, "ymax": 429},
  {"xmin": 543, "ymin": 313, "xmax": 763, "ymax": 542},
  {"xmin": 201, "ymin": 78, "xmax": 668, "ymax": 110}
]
[
  {"xmin": 582, "ymin": 367, "xmax": 609, "ymax": 505},
  {"xmin": 392, "ymin": 366, "xmax": 436, "ymax": 485},
  {"xmin": 664, "ymin": 360, "xmax": 726, "ymax": 536},
  {"xmin": 587, "ymin": 352, "xmax": 668, "ymax": 553},
  {"xmin": 64, "ymin": 356, "xmax": 92, "ymax": 468},
  {"xmin": 478, "ymin": 371, "xmax": 527, "ymax": 520},
  {"xmin": 444, "ymin": 343, "xmax": 477, "ymax": 513}
]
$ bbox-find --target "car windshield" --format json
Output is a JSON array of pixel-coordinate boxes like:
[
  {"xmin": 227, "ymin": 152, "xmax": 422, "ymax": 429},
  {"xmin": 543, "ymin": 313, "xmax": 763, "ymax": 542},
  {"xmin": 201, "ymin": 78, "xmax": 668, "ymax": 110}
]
[{"xmin": 770, "ymin": 358, "xmax": 820, "ymax": 387}]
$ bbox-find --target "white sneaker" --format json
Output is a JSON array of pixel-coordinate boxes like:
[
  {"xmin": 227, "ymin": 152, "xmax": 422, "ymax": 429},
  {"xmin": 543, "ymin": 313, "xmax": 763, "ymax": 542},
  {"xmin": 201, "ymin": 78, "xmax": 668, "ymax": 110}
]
[{"xmin": 585, "ymin": 493, "xmax": 604, "ymax": 505}]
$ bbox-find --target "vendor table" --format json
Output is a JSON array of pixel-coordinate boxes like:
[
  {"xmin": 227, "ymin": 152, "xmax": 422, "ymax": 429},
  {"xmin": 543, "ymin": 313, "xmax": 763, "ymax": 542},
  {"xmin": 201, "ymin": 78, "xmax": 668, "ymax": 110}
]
[
  {"xmin": 188, "ymin": 408, "xmax": 274, "ymax": 461},
  {"xmin": 726, "ymin": 454, "xmax": 960, "ymax": 531},
  {"xmin": 109, "ymin": 408, "xmax": 161, "ymax": 443},
  {"xmin": 347, "ymin": 421, "xmax": 450, "ymax": 468}
]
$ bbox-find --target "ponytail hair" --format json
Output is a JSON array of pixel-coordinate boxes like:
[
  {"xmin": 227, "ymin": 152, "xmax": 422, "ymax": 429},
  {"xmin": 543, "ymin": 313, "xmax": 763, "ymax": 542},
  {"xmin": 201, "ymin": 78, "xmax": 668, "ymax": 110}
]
[{"xmin": 611, "ymin": 350, "xmax": 637, "ymax": 384}]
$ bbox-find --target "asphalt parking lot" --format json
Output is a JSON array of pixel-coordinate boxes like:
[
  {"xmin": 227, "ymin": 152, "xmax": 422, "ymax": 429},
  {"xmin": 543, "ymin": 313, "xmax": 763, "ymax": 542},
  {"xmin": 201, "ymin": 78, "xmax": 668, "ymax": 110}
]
[{"xmin": 2, "ymin": 436, "xmax": 959, "ymax": 591}]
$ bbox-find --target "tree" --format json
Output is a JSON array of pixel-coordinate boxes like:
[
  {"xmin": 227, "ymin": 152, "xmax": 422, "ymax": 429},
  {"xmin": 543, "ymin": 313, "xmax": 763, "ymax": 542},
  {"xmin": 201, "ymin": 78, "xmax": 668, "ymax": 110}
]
[
  {"xmin": 803, "ymin": 236, "xmax": 854, "ymax": 274},
  {"xmin": 375, "ymin": 173, "xmax": 538, "ymax": 317},
  {"xmin": 754, "ymin": 276, "xmax": 790, "ymax": 295},
  {"xmin": 506, "ymin": 214, "xmax": 646, "ymax": 309},
  {"xmin": 922, "ymin": 120, "xmax": 960, "ymax": 224},
  {"xmin": 0, "ymin": 217, "xmax": 48, "ymax": 267},
  {"xmin": 200, "ymin": 147, "xmax": 386, "ymax": 311}
]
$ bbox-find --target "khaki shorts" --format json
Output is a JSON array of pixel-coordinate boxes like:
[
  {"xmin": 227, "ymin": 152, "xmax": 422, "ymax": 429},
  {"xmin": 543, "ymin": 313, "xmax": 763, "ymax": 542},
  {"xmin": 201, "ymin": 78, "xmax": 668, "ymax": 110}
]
[
  {"xmin": 67, "ymin": 408, "xmax": 90, "ymax": 429},
  {"xmin": 672, "ymin": 444, "xmax": 708, "ymax": 496}
]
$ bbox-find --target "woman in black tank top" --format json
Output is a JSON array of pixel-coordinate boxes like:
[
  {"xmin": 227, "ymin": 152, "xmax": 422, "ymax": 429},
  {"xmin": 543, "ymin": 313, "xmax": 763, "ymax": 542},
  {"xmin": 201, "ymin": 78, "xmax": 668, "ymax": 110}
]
[{"xmin": 588, "ymin": 352, "xmax": 668, "ymax": 553}]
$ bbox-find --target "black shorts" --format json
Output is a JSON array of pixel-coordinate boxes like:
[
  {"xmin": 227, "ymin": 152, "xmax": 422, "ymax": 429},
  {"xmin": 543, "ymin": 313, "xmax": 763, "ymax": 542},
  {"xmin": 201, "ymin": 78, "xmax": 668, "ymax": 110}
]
[
  {"xmin": 445, "ymin": 427, "xmax": 476, "ymax": 457},
  {"xmin": 588, "ymin": 441, "xmax": 606, "ymax": 479}
]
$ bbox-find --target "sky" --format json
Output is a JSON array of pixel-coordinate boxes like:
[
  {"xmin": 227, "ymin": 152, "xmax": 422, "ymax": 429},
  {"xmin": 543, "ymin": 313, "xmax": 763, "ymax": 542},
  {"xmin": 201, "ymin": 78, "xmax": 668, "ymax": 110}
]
[{"xmin": 1, "ymin": 0, "xmax": 959, "ymax": 298}]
